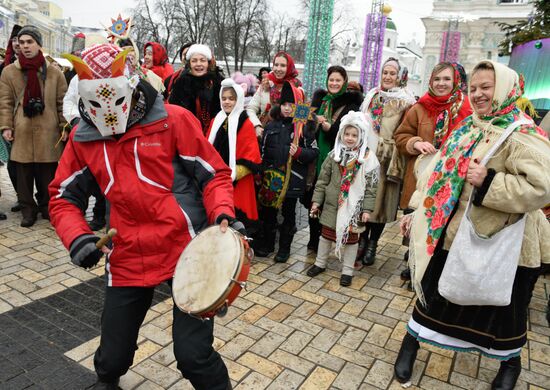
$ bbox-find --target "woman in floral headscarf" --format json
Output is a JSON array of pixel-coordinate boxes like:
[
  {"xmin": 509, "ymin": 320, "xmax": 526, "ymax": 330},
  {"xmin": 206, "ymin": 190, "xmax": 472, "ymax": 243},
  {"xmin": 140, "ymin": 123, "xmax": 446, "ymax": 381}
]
[
  {"xmin": 246, "ymin": 51, "xmax": 302, "ymax": 138},
  {"xmin": 395, "ymin": 62, "xmax": 472, "ymax": 212},
  {"xmin": 395, "ymin": 60, "xmax": 550, "ymax": 390},
  {"xmin": 357, "ymin": 57, "xmax": 416, "ymax": 266},
  {"xmin": 394, "ymin": 62, "xmax": 472, "ymax": 281}
]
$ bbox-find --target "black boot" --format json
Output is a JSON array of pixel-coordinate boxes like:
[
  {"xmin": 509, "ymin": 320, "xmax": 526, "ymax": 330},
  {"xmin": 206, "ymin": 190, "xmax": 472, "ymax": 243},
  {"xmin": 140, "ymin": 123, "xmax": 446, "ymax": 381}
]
[
  {"xmin": 394, "ymin": 333, "xmax": 420, "ymax": 383},
  {"xmin": 307, "ymin": 217, "xmax": 320, "ymax": 251},
  {"xmin": 254, "ymin": 224, "xmax": 277, "ymax": 257},
  {"xmin": 355, "ymin": 233, "xmax": 367, "ymax": 262},
  {"xmin": 361, "ymin": 239, "xmax": 377, "ymax": 266},
  {"xmin": 491, "ymin": 356, "xmax": 521, "ymax": 390},
  {"xmin": 87, "ymin": 378, "xmax": 121, "ymax": 389},
  {"xmin": 20, "ymin": 210, "xmax": 38, "ymax": 228},
  {"xmin": 274, "ymin": 226, "xmax": 296, "ymax": 263},
  {"xmin": 401, "ymin": 268, "xmax": 411, "ymax": 281}
]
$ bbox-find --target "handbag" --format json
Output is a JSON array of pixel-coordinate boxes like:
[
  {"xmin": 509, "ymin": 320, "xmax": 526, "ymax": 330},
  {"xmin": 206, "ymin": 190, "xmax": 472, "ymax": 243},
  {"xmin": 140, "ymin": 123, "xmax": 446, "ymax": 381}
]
[{"xmin": 438, "ymin": 118, "xmax": 530, "ymax": 306}]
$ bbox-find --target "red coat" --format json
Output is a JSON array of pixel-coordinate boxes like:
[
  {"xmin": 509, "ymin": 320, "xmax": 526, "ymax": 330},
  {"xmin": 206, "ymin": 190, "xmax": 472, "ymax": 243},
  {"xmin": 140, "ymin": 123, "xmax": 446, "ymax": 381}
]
[
  {"xmin": 49, "ymin": 98, "xmax": 235, "ymax": 287},
  {"xmin": 206, "ymin": 115, "xmax": 261, "ymax": 222}
]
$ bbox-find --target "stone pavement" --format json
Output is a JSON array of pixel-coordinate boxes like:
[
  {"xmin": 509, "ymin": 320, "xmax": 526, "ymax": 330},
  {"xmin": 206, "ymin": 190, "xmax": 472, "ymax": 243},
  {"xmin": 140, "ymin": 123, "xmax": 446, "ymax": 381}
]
[{"xmin": 1, "ymin": 165, "xmax": 550, "ymax": 390}]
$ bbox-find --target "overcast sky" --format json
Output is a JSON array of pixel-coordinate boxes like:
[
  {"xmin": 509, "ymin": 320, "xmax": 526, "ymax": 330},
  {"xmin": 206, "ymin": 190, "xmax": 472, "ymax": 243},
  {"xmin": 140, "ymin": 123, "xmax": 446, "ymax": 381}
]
[{"xmin": 52, "ymin": 0, "xmax": 433, "ymax": 45}]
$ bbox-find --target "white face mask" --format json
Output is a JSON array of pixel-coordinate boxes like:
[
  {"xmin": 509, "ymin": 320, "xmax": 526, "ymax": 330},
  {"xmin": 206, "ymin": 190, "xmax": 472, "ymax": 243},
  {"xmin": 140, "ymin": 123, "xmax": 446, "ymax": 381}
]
[{"xmin": 78, "ymin": 75, "xmax": 139, "ymax": 136}]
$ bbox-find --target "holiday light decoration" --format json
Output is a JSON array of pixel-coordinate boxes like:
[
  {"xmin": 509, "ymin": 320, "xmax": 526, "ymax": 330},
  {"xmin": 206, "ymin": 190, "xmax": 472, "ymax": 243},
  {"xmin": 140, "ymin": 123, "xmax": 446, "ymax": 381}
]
[
  {"xmin": 439, "ymin": 31, "xmax": 461, "ymax": 62},
  {"xmin": 360, "ymin": 1, "xmax": 388, "ymax": 91},
  {"xmin": 303, "ymin": 0, "xmax": 335, "ymax": 97}
]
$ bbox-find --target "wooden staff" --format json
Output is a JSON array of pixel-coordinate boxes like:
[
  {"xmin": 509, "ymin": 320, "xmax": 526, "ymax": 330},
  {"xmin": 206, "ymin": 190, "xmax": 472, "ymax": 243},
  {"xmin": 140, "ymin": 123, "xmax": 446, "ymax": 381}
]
[{"xmin": 96, "ymin": 228, "xmax": 117, "ymax": 249}]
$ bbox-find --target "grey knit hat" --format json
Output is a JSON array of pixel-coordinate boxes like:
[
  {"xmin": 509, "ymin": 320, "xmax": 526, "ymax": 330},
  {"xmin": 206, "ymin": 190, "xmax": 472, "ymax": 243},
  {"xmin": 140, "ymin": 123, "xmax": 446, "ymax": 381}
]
[{"xmin": 18, "ymin": 25, "xmax": 42, "ymax": 47}]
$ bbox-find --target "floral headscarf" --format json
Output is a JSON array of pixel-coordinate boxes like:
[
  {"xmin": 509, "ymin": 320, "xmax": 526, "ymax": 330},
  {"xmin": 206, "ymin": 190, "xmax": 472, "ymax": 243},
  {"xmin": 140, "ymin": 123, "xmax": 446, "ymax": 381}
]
[
  {"xmin": 409, "ymin": 60, "xmax": 546, "ymax": 306},
  {"xmin": 417, "ymin": 63, "xmax": 472, "ymax": 148}
]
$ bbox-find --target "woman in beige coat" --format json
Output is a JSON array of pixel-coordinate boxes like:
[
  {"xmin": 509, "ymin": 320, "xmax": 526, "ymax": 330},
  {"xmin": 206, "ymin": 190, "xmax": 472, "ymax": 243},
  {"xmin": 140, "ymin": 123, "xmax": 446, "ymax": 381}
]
[
  {"xmin": 358, "ymin": 57, "xmax": 415, "ymax": 265},
  {"xmin": 395, "ymin": 60, "xmax": 550, "ymax": 390}
]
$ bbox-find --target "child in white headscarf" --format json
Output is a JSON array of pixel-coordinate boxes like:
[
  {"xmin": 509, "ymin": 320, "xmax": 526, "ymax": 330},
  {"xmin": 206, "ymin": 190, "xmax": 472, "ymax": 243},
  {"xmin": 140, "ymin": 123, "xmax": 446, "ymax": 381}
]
[{"xmin": 307, "ymin": 111, "xmax": 380, "ymax": 286}]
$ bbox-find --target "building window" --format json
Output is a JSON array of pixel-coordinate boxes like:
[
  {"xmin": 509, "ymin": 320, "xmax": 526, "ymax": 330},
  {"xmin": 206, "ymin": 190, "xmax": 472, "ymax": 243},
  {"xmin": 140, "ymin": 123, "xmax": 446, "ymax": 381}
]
[
  {"xmin": 387, "ymin": 38, "xmax": 391, "ymax": 47},
  {"xmin": 487, "ymin": 51, "xmax": 492, "ymax": 59}
]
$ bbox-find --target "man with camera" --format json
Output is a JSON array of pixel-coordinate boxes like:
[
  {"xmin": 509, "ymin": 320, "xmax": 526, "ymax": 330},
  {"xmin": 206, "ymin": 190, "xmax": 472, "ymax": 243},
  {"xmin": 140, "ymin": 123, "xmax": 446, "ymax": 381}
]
[{"xmin": 0, "ymin": 25, "xmax": 68, "ymax": 227}]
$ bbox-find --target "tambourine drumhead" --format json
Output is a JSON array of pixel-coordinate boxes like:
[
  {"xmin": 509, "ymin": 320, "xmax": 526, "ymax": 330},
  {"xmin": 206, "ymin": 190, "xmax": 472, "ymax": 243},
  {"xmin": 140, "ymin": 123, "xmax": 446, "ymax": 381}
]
[{"xmin": 172, "ymin": 226, "xmax": 242, "ymax": 314}]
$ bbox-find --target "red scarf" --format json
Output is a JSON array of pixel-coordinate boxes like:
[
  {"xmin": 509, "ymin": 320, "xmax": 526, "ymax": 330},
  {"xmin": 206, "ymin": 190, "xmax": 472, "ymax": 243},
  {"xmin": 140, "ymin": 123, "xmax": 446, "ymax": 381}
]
[
  {"xmin": 417, "ymin": 65, "xmax": 472, "ymax": 147},
  {"xmin": 18, "ymin": 51, "xmax": 45, "ymax": 117}
]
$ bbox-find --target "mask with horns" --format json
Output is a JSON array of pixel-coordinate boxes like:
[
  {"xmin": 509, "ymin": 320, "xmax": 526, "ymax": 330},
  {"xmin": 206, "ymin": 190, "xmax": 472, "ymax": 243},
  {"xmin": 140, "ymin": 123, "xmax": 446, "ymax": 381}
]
[{"xmin": 63, "ymin": 44, "xmax": 139, "ymax": 137}]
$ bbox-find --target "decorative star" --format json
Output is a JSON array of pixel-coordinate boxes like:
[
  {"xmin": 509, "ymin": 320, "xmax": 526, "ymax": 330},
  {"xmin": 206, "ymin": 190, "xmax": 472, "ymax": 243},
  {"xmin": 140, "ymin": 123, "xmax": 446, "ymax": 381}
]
[
  {"xmin": 290, "ymin": 102, "xmax": 316, "ymax": 125},
  {"xmin": 103, "ymin": 14, "xmax": 132, "ymax": 42}
]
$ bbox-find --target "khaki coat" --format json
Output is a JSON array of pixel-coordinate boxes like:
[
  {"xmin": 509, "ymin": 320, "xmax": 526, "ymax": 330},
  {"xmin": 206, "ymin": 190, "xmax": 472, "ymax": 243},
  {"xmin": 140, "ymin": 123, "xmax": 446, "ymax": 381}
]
[
  {"xmin": 0, "ymin": 59, "xmax": 67, "ymax": 163},
  {"xmin": 409, "ymin": 122, "xmax": 550, "ymax": 268}
]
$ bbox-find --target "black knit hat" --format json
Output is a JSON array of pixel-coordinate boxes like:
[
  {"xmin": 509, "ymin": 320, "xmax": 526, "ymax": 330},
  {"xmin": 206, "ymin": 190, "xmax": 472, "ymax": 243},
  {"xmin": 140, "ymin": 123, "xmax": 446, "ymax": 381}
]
[
  {"xmin": 18, "ymin": 25, "xmax": 43, "ymax": 47},
  {"xmin": 279, "ymin": 81, "xmax": 295, "ymax": 105},
  {"xmin": 9, "ymin": 24, "xmax": 22, "ymax": 40}
]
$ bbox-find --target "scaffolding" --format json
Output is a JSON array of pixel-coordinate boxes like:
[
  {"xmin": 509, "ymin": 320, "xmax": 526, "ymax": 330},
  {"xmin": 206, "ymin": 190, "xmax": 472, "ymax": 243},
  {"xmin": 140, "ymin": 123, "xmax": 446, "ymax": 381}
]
[{"xmin": 359, "ymin": 0, "xmax": 387, "ymax": 92}]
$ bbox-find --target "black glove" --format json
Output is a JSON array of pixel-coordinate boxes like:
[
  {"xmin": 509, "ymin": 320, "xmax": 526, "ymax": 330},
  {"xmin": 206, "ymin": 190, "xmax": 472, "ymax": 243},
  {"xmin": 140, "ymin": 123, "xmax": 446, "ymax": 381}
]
[
  {"xmin": 216, "ymin": 214, "xmax": 247, "ymax": 236},
  {"xmin": 69, "ymin": 234, "xmax": 103, "ymax": 269}
]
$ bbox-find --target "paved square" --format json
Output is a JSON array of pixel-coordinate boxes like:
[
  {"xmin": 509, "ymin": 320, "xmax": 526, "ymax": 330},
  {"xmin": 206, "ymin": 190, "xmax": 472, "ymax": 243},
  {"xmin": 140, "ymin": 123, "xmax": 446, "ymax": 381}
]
[{"xmin": 1, "ymin": 166, "xmax": 549, "ymax": 389}]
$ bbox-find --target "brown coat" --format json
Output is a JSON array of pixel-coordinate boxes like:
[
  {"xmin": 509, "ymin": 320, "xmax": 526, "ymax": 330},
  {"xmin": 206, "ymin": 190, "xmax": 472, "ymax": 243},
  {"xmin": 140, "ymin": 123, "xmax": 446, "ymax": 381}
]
[
  {"xmin": 0, "ymin": 59, "xmax": 67, "ymax": 163},
  {"xmin": 394, "ymin": 103, "xmax": 434, "ymax": 209}
]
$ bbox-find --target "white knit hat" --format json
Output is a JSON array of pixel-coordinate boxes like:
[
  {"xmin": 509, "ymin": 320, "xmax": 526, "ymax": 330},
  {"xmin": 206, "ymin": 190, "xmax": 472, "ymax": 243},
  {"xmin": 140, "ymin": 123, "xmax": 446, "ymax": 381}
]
[{"xmin": 185, "ymin": 44, "xmax": 212, "ymax": 61}]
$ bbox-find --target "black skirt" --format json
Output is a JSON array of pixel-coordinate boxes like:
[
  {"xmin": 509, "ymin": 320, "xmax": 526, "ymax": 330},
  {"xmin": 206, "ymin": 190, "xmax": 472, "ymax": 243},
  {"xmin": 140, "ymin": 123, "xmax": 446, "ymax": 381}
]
[{"xmin": 411, "ymin": 245, "xmax": 541, "ymax": 352}]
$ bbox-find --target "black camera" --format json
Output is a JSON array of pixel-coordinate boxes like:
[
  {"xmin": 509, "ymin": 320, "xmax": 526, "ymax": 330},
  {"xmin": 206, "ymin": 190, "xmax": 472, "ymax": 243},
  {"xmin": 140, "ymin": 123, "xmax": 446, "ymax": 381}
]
[{"xmin": 24, "ymin": 98, "xmax": 45, "ymax": 117}]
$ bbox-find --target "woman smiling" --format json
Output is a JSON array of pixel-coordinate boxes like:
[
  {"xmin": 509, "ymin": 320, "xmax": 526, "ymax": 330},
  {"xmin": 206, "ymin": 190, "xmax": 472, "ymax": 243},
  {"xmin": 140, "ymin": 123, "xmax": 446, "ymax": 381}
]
[
  {"xmin": 395, "ymin": 60, "xmax": 550, "ymax": 390},
  {"xmin": 167, "ymin": 44, "xmax": 224, "ymax": 134}
]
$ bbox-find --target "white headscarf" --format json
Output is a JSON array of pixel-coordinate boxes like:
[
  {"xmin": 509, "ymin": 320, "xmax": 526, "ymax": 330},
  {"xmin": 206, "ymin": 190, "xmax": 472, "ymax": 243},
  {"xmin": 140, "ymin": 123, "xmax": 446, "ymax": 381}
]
[{"xmin": 208, "ymin": 78, "xmax": 246, "ymax": 180}]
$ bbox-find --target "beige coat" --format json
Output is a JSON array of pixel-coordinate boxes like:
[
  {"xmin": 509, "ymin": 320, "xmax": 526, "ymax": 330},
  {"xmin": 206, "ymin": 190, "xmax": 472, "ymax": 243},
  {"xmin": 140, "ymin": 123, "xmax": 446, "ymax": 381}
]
[
  {"xmin": 369, "ymin": 99, "xmax": 410, "ymax": 223},
  {"xmin": 410, "ymin": 123, "xmax": 550, "ymax": 268},
  {"xmin": 0, "ymin": 60, "xmax": 67, "ymax": 163}
]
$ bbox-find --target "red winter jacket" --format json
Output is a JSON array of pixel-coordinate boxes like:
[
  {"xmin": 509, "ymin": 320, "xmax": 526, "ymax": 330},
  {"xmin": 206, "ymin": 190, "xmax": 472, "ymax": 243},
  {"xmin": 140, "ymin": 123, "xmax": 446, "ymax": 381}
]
[{"xmin": 49, "ymin": 92, "xmax": 234, "ymax": 287}]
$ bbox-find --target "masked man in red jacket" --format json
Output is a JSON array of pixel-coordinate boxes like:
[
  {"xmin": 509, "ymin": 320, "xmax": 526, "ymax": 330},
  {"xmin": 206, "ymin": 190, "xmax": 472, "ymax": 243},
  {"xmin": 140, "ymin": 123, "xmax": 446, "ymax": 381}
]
[{"xmin": 49, "ymin": 43, "xmax": 242, "ymax": 390}]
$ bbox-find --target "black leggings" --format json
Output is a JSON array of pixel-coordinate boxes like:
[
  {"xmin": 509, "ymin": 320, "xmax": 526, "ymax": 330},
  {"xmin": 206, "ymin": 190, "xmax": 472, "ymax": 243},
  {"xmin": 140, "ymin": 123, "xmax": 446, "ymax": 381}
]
[{"xmin": 364, "ymin": 222, "xmax": 385, "ymax": 241}]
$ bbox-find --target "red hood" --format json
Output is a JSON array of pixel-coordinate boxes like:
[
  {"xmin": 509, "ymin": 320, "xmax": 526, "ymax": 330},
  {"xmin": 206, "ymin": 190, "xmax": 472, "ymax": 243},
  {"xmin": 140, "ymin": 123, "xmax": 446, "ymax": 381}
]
[{"xmin": 144, "ymin": 42, "xmax": 168, "ymax": 66}]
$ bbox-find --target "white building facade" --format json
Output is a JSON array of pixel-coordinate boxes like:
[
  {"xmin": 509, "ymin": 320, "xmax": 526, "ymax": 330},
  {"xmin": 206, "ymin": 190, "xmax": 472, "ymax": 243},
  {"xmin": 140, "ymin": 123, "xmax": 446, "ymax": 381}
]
[
  {"xmin": 0, "ymin": 0, "xmax": 73, "ymax": 56},
  {"xmin": 421, "ymin": 0, "xmax": 533, "ymax": 90}
]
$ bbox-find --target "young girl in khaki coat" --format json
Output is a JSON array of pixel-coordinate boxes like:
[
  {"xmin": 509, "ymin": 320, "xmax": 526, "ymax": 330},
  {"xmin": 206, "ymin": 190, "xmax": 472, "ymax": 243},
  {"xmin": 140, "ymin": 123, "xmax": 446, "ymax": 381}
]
[{"xmin": 307, "ymin": 112, "xmax": 379, "ymax": 286}]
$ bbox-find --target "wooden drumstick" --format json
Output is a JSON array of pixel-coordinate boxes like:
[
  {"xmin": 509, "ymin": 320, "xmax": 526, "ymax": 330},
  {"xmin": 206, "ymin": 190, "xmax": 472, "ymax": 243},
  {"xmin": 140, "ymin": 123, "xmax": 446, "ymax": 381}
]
[{"xmin": 96, "ymin": 228, "xmax": 117, "ymax": 249}]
